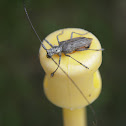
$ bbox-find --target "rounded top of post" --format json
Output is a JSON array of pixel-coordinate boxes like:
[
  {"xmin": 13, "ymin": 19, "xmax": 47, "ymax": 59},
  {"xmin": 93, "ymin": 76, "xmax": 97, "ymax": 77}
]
[{"xmin": 39, "ymin": 28, "xmax": 103, "ymax": 109}]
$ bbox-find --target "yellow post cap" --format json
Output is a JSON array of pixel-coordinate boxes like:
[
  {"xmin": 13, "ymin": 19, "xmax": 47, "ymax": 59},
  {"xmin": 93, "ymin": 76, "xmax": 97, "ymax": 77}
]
[{"xmin": 39, "ymin": 28, "xmax": 102, "ymax": 109}]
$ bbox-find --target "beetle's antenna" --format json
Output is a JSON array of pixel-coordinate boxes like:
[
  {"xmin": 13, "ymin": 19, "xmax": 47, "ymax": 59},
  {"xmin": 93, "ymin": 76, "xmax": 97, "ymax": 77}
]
[
  {"xmin": 23, "ymin": 1, "xmax": 97, "ymax": 125},
  {"xmin": 51, "ymin": 57, "xmax": 97, "ymax": 126},
  {"xmin": 23, "ymin": 0, "xmax": 42, "ymax": 43}
]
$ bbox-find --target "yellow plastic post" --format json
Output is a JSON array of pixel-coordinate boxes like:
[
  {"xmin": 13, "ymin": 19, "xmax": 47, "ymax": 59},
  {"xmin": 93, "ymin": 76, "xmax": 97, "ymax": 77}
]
[
  {"xmin": 39, "ymin": 28, "xmax": 102, "ymax": 126},
  {"xmin": 63, "ymin": 108, "xmax": 87, "ymax": 126}
]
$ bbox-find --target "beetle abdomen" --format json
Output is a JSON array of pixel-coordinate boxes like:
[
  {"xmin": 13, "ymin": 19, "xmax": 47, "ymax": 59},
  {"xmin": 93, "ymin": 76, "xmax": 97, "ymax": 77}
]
[{"xmin": 61, "ymin": 37, "xmax": 92, "ymax": 54}]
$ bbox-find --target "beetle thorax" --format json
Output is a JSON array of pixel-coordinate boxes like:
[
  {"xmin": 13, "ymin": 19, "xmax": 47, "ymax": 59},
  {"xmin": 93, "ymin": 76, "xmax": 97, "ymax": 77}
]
[{"xmin": 47, "ymin": 46, "xmax": 62, "ymax": 58}]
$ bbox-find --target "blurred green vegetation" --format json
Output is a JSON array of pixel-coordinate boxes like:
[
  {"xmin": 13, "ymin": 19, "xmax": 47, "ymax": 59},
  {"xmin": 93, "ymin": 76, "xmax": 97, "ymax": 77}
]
[{"xmin": 0, "ymin": 0, "xmax": 126, "ymax": 126}]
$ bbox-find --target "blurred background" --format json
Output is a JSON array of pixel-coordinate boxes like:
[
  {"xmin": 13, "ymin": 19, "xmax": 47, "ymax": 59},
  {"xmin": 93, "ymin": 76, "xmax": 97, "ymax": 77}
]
[{"xmin": 0, "ymin": 0, "xmax": 126, "ymax": 126}]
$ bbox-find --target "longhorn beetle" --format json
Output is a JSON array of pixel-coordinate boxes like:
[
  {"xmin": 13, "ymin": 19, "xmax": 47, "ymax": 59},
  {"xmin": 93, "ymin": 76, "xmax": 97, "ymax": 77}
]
[
  {"xmin": 44, "ymin": 31, "xmax": 103, "ymax": 77},
  {"xmin": 23, "ymin": 1, "xmax": 103, "ymax": 125}
]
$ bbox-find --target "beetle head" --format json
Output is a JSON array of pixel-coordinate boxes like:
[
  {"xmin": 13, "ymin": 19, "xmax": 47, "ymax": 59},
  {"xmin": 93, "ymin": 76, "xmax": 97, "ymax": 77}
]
[{"xmin": 46, "ymin": 46, "xmax": 62, "ymax": 58}]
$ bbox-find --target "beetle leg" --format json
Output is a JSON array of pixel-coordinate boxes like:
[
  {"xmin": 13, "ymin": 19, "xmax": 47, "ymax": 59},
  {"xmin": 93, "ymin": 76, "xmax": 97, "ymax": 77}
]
[
  {"xmin": 51, "ymin": 55, "xmax": 61, "ymax": 77},
  {"xmin": 44, "ymin": 39, "xmax": 54, "ymax": 48},
  {"xmin": 71, "ymin": 31, "xmax": 89, "ymax": 39},
  {"xmin": 85, "ymin": 48, "xmax": 104, "ymax": 51},
  {"xmin": 65, "ymin": 54, "xmax": 89, "ymax": 69},
  {"xmin": 77, "ymin": 48, "xmax": 104, "ymax": 51},
  {"xmin": 57, "ymin": 30, "xmax": 64, "ymax": 45}
]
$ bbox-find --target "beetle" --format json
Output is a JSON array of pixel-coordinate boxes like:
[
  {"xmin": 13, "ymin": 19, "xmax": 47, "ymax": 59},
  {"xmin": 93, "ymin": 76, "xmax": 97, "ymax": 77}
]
[{"xmin": 42, "ymin": 31, "xmax": 103, "ymax": 76}]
